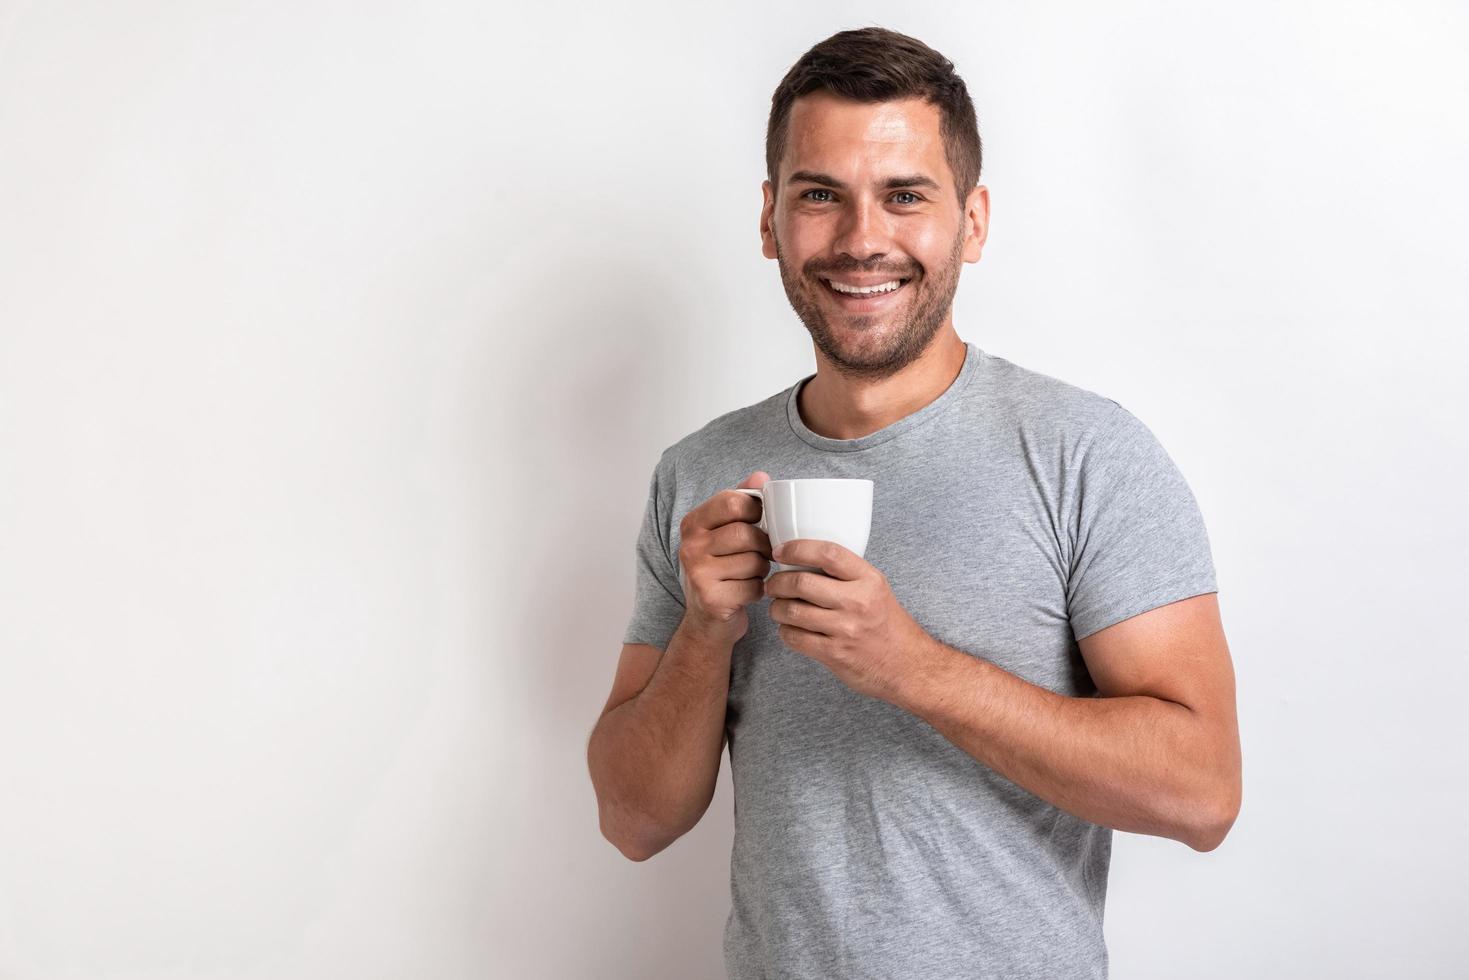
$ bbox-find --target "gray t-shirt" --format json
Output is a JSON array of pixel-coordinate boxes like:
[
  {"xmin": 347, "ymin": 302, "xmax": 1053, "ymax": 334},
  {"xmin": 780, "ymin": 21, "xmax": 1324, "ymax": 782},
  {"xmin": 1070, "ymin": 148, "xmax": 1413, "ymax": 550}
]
[{"xmin": 622, "ymin": 341, "xmax": 1217, "ymax": 979}]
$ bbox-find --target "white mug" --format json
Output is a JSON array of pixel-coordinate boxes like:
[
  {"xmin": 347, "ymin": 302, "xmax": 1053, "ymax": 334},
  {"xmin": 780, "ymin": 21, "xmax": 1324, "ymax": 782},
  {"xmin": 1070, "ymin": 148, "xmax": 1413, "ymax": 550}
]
[{"xmin": 735, "ymin": 478, "xmax": 873, "ymax": 575}]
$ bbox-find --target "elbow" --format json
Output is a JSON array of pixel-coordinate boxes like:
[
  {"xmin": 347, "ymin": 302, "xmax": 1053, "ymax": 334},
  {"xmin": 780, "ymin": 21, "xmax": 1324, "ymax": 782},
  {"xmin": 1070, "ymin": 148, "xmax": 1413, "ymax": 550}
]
[
  {"xmin": 614, "ymin": 839, "xmax": 659, "ymax": 863},
  {"xmin": 1190, "ymin": 777, "xmax": 1242, "ymax": 853},
  {"xmin": 619, "ymin": 845, "xmax": 654, "ymax": 863},
  {"xmin": 587, "ymin": 725, "xmax": 710, "ymax": 863},
  {"xmin": 606, "ymin": 830, "xmax": 654, "ymax": 863},
  {"xmin": 600, "ymin": 811, "xmax": 674, "ymax": 863},
  {"xmin": 588, "ymin": 729, "xmax": 669, "ymax": 862},
  {"xmin": 1189, "ymin": 819, "xmax": 1229, "ymax": 853},
  {"xmin": 595, "ymin": 789, "xmax": 684, "ymax": 862}
]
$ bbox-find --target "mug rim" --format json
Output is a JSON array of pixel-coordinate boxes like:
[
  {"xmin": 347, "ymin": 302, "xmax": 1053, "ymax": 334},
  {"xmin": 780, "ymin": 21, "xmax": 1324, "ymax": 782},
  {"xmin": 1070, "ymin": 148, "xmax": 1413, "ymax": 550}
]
[{"xmin": 763, "ymin": 478, "xmax": 872, "ymax": 486}]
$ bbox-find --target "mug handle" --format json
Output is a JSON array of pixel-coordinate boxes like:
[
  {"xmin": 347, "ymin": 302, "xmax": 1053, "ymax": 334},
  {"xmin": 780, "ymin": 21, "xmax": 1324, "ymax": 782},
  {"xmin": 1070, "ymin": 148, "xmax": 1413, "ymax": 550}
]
[
  {"xmin": 734, "ymin": 486, "xmax": 821, "ymax": 577},
  {"xmin": 732, "ymin": 487, "xmax": 767, "ymax": 533}
]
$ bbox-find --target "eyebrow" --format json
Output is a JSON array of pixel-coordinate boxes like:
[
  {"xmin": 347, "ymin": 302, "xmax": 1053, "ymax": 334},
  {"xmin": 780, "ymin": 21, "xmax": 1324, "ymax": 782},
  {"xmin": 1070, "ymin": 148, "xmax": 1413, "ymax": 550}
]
[{"xmin": 786, "ymin": 170, "xmax": 943, "ymax": 193}]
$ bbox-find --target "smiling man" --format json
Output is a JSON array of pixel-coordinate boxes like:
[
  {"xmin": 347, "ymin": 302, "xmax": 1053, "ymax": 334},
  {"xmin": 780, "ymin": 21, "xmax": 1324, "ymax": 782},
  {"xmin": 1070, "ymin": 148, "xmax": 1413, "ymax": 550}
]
[{"xmin": 587, "ymin": 26, "xmax": 1241, "ymax": 980}]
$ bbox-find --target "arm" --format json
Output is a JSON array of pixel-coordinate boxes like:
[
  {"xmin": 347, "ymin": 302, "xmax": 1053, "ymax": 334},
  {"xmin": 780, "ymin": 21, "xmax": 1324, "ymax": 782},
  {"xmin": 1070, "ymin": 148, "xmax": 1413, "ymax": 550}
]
[
  {"xmin": 590, "ymin": 472, "xmax": 771, "ymax": 862},
  {"xmin": 587, "ymin": 616, "xmax": 735, "ymax": 862},
  {"xmin": 891, "ymin": 593, "xmax": 1241, "ymax": 851}
]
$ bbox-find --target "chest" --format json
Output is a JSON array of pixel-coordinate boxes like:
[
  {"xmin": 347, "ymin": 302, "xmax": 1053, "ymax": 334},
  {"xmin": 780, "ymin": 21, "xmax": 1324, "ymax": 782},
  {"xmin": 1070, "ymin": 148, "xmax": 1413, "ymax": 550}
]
[{"xmin": 726, "ymin": 491, "xmax": 1096, "ymax": 749}]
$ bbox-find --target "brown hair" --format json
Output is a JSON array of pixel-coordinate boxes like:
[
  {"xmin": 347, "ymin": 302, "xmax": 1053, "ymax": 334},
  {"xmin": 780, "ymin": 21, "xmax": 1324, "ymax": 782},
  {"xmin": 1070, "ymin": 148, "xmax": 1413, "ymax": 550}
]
[{"xmin": 766, "ymin": 27, "xmax": 982, "ymax": 209}]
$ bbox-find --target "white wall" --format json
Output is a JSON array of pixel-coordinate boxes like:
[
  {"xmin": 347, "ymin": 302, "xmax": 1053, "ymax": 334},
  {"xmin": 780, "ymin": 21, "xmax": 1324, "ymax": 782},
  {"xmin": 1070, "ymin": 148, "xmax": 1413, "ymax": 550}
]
[{"xmin": 1, "ymin": 2, "xmax": 1465, "ymax": 977}]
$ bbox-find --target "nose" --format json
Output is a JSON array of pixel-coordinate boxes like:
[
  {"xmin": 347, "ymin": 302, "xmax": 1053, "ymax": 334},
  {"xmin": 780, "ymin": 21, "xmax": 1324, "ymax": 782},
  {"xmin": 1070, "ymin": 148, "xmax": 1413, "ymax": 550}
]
[{"xmin": 830, "ymin": 195, "xmax": 894, "ymax": 264}]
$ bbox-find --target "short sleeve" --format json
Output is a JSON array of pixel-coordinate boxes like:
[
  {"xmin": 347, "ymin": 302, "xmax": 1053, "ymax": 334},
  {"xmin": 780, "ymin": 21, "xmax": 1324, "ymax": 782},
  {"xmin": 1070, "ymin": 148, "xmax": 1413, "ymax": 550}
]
[
  {"xmin": 1066, "ymin": 405, "xmax": 1218, "ymax": 641},
  {"xmin": 621, "ymin": 452, "xmax": 687, "ymax": 651}
]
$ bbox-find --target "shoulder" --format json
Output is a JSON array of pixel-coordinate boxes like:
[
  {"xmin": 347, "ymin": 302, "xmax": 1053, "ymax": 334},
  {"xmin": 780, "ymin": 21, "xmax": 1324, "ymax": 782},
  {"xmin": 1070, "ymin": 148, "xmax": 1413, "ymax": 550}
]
[
  {"xmin": 975, "ymin": 349, "xmax": 1126, "ymax": 444},
  {"xmin": 648, "ymin": 384, "xmax": 791, "ymax": 487},
  {"xmin": 980, "ymin": 354, "xmax": 1195, "ymax": 491}
]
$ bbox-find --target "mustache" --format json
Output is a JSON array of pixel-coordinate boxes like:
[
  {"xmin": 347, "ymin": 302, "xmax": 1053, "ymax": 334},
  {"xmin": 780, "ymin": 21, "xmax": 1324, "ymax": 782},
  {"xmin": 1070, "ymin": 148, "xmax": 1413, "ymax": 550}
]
[{"xmin": 805, "ymin": 261, "xmax": 917, "ymax": 279}]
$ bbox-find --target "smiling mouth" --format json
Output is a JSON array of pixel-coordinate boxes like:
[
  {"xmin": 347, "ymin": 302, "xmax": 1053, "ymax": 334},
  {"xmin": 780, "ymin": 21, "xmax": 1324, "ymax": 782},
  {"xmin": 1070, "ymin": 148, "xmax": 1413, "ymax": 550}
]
[{"xmin": 819, "ymin": 276, "xmax": 912, "ymax": 306}]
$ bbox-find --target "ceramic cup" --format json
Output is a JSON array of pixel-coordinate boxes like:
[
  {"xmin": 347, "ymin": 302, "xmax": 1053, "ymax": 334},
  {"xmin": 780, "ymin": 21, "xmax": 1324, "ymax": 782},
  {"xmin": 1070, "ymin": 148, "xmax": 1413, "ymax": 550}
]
[{"xmin": 734, "ymin": 478, "xmax": 873, "ymax": 576}]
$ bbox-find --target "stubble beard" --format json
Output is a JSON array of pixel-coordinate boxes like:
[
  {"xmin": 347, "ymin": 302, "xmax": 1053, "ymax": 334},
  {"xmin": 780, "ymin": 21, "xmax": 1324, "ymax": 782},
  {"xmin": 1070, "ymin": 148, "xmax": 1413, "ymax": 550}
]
[{"xmin": 772, "ymin": 225, "xmax": 966, "ymax": 383}]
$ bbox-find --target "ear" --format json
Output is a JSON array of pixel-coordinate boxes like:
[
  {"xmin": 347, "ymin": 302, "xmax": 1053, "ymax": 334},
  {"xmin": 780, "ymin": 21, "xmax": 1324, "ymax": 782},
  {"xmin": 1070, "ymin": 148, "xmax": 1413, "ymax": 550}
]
[
  {"xmin": 760, "ymin": 180, "xmax": 778, "ymax": 260},
  {"xmin": 962, "ymin": 184, "xmax": 989, "ymax": 263}
]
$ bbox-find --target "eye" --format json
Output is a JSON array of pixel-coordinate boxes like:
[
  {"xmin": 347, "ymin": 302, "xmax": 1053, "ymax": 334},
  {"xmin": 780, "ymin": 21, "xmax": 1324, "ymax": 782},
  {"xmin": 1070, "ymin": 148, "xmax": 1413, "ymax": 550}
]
[
  {"xmin": 892, "ymin": 191, "xmax": 921, "ymax": 205},
  {"xmin": 801, "ymin": 189, "xmax": 835, "ymax": 203}
]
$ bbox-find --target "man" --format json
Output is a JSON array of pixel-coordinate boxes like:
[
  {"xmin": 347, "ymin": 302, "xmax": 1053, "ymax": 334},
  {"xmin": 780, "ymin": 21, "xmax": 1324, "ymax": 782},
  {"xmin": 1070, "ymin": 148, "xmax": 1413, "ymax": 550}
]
[{"xmin": 587, "ymin": 26, "xmax": 1241, "ymax": 980}]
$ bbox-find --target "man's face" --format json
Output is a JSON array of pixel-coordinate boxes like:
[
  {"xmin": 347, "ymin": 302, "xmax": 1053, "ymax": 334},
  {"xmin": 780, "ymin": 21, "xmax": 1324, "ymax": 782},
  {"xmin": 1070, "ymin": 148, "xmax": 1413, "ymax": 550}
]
[{"xmin": 760, "ymin": 93, "xmax": 988, "ymax": 380}]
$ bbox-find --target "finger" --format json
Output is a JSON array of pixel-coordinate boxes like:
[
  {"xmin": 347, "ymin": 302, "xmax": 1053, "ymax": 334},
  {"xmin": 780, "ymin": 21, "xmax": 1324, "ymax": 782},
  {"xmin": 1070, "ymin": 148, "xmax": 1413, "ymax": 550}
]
[
  {"xmin": 732, "ymin": 577, "xmax": 765, "ymax": 606},
  {"xmin": 709, "ymin": 550, "xmax": 771, "ymax": 582},
  {"xmin": 707, "ymin": 519, "xmax": 771, "ymax": 558},
  {"xmin": 769, "ymin": 597, "xmax": 840, "ymax": 637},
  {"xmin": 737, "ymin": 470, "xmax": 772, "ymax": 490},
  {"xmin": 776, "ymin": 621, "xmax": 830, "ymax": 655},
  {"xmin": 686, "ymin": 489, "xmax": 762, "ymax": 535},
  {"xmin": 694, "ymin": 575, "xmax": 766, "ymax": 621},
  {"xmin": 763, "ymin": 569, "xmax": 842, "ymax": 608},
  {"xmin": 773, "ymin": 539, "xmax": 864, "ymax": 581}
]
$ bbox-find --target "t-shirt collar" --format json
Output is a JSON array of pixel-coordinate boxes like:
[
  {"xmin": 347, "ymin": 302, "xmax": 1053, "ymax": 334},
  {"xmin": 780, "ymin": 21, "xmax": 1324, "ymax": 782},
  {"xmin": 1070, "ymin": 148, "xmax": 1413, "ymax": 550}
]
[{"xmin": 785, "ymin": 341, "xmax": 982, "ymax": 453}]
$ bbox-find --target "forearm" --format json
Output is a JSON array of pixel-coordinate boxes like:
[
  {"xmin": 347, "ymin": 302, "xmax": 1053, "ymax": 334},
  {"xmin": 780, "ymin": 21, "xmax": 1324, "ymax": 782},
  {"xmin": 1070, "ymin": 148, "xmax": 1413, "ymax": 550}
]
[
  {"xmin": 588, "ymin": 616, "xmax": 733, "ymax": 857},
  {"xmin": 890, "ymin": 638, "xmax": 1222, "ymax": 850}
]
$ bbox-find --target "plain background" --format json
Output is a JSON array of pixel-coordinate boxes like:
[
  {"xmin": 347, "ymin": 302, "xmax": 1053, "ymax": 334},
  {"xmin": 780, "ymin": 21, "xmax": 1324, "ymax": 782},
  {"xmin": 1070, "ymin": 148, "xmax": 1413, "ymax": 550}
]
[{"xmin": 2, "ymin": 1, "xmax": 1466, "ymax": 977}]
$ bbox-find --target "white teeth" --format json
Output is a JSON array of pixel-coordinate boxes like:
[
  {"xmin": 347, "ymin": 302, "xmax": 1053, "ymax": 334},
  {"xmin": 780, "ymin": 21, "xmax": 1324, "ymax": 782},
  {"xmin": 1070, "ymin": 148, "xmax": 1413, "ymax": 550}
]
[{"xmin": 827, "ymin": 278, "xmax": 903, "ymax": 295}]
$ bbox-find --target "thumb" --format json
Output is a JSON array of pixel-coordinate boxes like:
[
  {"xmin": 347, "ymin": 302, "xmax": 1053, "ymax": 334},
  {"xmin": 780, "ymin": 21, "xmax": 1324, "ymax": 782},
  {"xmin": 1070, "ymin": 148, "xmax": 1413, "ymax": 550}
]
[{"xmin": 738, "ymin": 470, "xmax": 772, "ymax": 490}]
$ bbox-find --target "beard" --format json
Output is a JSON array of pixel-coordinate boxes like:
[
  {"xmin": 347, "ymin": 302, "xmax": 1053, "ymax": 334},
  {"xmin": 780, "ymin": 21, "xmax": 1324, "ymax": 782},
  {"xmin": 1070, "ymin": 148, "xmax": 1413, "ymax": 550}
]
[{"xmin": 772, "ymin": 225, "xmax": 965, "ymax": 383}]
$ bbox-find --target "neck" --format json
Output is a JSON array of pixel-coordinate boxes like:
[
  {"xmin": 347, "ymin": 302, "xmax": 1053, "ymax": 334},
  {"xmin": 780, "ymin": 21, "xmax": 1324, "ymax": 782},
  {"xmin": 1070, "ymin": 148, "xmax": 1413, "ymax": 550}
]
[{"xmin": 797, "ymin": 329, "xmax": 968, "ymax": 441}]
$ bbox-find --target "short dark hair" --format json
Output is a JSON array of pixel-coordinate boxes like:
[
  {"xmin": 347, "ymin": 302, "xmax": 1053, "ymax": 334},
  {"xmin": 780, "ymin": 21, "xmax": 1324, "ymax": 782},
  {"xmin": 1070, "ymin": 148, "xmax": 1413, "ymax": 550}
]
[{"xmin": 766, "ymin": 27, "xmax": 982, "ymax": 210}]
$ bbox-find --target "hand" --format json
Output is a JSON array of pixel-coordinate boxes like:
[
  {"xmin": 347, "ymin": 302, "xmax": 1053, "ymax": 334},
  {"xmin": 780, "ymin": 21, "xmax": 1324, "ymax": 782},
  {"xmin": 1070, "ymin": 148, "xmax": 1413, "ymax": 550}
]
[
  {"xmin": 676, "ymin": 470, "xmax": 774, "ymax": 643},
  {"xmin": 764, "ymin": 539, "xmax": 935, "ymax": 702}
]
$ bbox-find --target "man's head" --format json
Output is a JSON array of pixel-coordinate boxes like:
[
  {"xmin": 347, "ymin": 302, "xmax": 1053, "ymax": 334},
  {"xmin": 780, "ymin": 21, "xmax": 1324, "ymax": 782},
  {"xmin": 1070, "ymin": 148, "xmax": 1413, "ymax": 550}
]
[{"xmin": 760, "ymin": 28, "xmax": 989, "ymax": 381}]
